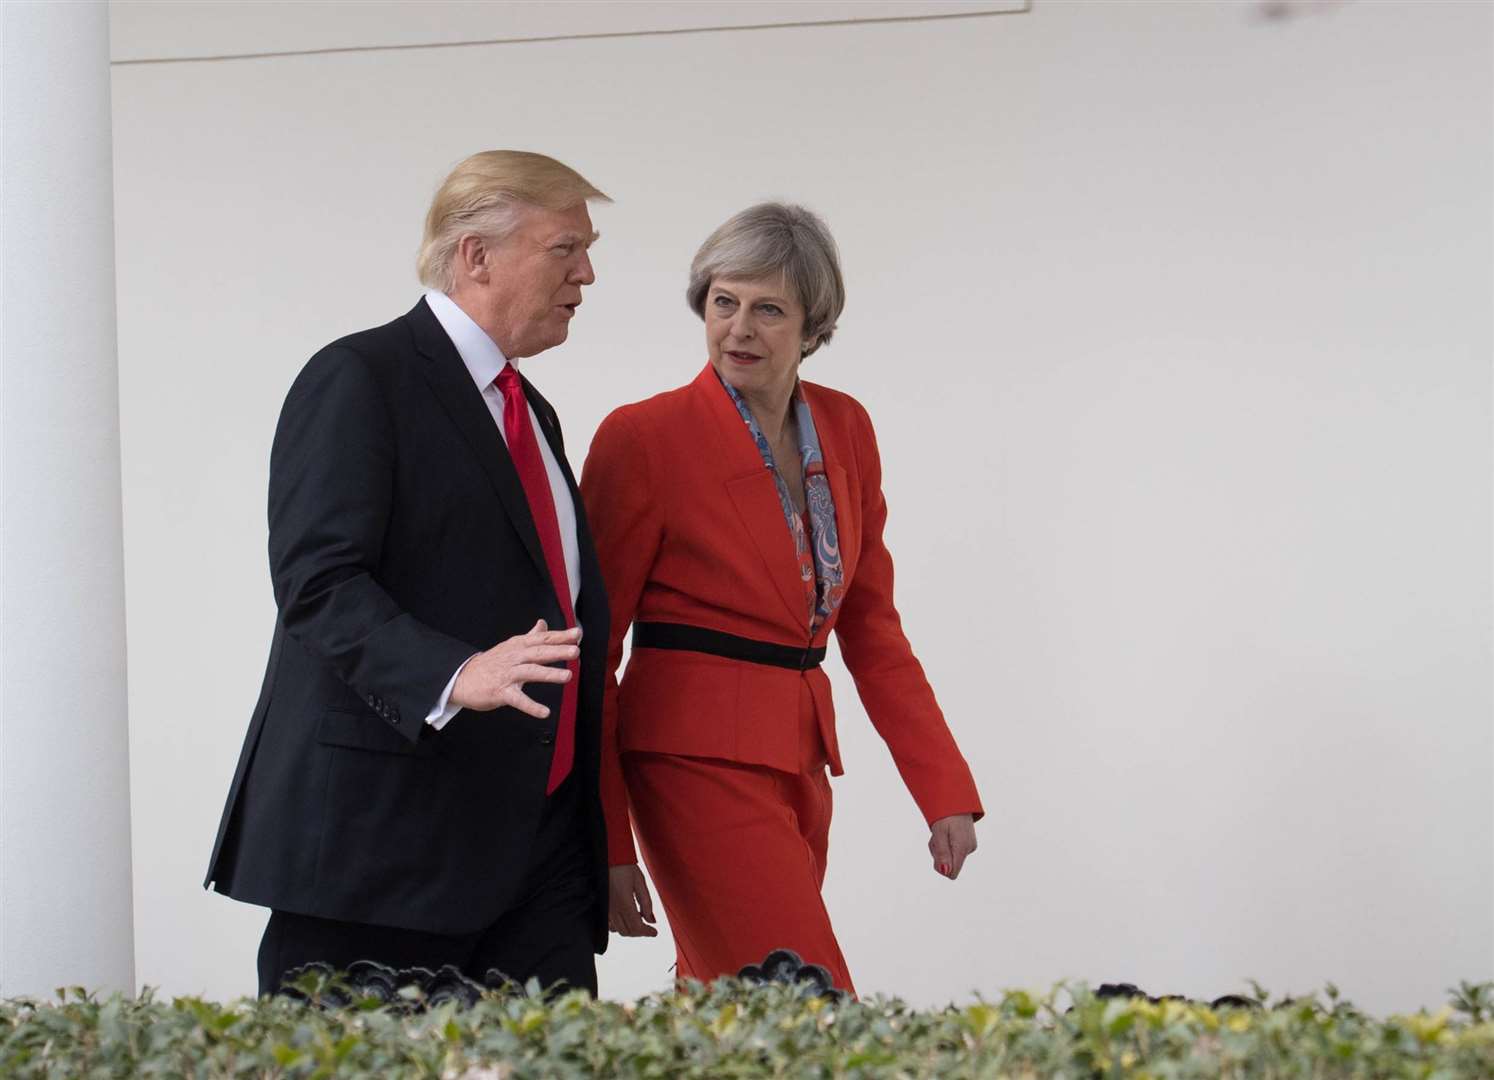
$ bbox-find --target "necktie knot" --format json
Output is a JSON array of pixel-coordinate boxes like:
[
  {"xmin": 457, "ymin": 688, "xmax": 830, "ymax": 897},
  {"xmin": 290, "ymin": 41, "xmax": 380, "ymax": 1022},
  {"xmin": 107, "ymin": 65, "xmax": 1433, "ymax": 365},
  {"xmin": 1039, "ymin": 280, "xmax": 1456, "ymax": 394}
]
[{"xmin": 495, "ymin": 363, "xmax": 522, "ymax": 400}]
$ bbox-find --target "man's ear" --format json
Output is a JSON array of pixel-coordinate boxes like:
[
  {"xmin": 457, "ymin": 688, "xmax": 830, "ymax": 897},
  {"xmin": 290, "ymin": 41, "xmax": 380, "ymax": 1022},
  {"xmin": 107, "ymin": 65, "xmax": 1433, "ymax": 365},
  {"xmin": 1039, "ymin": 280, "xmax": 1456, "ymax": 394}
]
[{"xmin": 455, "ymin": 233, "xmax": 490, "ymax": 284}]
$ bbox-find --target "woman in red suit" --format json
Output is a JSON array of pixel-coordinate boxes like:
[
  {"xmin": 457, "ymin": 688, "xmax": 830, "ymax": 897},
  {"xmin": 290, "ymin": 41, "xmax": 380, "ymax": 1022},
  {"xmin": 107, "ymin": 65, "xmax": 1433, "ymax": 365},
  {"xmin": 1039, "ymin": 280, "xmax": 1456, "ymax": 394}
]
[{"xmin": 579, "ymin": 204, "xmax": 982, "ymax": 993}]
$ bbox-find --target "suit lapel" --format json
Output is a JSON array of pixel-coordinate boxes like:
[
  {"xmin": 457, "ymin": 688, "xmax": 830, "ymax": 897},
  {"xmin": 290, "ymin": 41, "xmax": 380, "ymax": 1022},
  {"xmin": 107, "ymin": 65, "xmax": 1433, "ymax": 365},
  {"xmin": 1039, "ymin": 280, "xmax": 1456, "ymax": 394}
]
[
  {"xmin": 692, "ymin": 365, "xmax": 811, "ymax": 632},
  {"xmin": 405, "ymin": 299, "xmax": 549, "ymax": 584},
  {"xmin": 523, "ymin": 376, "xmax": 604, "ymax": 623}
]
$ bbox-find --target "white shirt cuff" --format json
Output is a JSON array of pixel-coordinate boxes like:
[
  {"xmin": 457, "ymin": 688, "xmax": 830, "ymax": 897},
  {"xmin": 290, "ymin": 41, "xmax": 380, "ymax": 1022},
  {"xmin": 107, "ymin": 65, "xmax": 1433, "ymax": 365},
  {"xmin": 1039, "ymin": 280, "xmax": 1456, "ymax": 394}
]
[{"xmin": 425, "ymin": 654, "xmax": 478, "ymax": 730}]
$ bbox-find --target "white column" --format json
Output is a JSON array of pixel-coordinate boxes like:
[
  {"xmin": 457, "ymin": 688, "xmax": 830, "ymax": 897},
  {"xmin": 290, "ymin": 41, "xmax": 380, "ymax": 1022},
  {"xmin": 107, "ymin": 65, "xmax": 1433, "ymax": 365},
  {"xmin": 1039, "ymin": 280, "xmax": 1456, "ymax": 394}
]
[{"xmin": 1, "ymin": 1, "xmax": 135, "ymax": 996}]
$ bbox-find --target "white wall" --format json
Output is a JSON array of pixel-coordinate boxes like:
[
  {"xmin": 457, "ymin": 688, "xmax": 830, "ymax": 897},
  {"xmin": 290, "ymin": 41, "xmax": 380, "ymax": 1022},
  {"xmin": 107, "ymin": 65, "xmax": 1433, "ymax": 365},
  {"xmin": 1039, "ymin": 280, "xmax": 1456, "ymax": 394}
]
[{"xmin": 109, "ymin": 0, "xmax": 1492, "ymax": 1012}]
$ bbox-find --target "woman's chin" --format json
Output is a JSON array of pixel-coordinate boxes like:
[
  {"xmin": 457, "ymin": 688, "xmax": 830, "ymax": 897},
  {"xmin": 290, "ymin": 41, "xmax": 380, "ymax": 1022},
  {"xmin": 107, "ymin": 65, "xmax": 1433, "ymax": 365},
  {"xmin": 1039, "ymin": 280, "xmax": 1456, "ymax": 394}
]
[{"xmin": 710, "ymin": 356, "xmax": 753, "ymax": 386}]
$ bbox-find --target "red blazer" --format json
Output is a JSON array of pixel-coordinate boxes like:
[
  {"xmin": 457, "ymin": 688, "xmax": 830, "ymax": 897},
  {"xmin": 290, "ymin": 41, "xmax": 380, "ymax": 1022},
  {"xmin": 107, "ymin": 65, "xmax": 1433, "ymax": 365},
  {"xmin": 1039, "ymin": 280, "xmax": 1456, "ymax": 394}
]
[{"xmin": 580, "ymin": 364, "xmax": 983, "ymax": 865}]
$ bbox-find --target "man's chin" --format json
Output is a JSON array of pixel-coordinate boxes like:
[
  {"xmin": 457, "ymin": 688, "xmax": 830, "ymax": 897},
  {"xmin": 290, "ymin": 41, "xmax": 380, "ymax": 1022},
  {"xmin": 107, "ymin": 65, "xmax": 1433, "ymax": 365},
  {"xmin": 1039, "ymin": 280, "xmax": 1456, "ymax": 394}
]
[{"xmin": 513, "ymin": 328, "xmax": 569, "ymax": 360}]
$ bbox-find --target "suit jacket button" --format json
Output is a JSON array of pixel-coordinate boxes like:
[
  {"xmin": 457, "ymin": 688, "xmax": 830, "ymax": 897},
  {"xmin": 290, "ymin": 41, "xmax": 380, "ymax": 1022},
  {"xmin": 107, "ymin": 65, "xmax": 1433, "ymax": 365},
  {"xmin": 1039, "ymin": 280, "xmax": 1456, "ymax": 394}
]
[{"xmin": 539, "ymin": 734, "xmax": 554, "ymax": 746}]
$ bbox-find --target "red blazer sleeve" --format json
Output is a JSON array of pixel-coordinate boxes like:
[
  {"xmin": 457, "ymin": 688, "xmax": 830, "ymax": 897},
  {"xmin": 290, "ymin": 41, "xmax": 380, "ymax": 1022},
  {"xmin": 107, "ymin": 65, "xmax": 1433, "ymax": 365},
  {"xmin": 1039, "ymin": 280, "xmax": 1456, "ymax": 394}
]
[
  {"xmin": 833, "ymin": 400, "xmax": 985, "ymax": 826},
  {"xmin": 579, "ymin": 409, "xmax": 663, "ymax": 865}
]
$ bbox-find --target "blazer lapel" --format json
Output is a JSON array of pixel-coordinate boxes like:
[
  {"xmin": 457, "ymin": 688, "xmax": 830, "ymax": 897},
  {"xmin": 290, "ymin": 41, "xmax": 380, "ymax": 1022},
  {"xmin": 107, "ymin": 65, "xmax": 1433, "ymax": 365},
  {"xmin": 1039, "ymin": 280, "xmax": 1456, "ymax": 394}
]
[
  {"xmin": 825, "ymin": 461, "xmax": 858, "ymax": 584},
  {"xmin": 692, "ymin": 364, "xmax": 811, "ymax": 632},
  {"xmin": 405, "ymin": 299, "xmax": 549, "ymax": 584}
]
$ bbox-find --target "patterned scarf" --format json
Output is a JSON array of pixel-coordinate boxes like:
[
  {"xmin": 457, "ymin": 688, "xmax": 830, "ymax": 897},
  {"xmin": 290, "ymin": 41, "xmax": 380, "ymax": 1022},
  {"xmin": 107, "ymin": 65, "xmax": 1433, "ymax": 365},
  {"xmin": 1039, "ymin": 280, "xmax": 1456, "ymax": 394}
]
[{"xmin": 718, "ymin": 373, "xmax": 845, "ymax": 630}]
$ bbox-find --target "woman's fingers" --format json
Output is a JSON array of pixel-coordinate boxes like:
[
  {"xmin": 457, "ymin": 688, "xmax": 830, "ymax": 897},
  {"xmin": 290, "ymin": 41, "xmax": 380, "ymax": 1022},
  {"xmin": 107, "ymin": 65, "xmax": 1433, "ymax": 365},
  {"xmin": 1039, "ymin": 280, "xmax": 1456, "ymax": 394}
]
[
  {"xmin": 624, "ymin": 869, "xmax": 659, "ymax": 936},
  {"xmin": 929, "ymin": 825, "xmax": 953, "ymax": 877},
  {"xmin": 929, "ymin": 815, "xmax": 978, "ymax": 879},
  {"xmin": 608, "ymin": 866, "xmax": 660, "ymax": 937},
  {"xmin": 948, "ymin": 843, "xmax": 970, "ymax": 878}
]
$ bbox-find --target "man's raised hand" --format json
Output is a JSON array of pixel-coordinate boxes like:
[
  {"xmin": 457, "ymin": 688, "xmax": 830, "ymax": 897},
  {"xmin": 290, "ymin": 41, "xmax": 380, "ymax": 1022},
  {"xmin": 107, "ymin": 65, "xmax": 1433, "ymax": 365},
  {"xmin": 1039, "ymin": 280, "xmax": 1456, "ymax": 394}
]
[{"xmin": 449, "ymin": 619, "xmax": 580, "ymax": 716}]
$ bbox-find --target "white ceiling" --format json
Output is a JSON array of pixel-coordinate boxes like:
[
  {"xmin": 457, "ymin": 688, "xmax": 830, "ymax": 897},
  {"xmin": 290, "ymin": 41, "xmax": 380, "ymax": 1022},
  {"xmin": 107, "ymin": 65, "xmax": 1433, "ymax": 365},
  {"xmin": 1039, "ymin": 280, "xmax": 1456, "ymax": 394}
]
[{"xmin": 110, "ymin": 0, "xmax": 1025, "ymax": 64}]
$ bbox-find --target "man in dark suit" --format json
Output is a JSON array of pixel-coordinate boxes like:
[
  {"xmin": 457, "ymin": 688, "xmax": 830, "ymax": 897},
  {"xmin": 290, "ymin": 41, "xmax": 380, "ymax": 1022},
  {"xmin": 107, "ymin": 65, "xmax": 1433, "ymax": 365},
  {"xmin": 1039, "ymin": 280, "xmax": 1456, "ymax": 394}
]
[{"xmin": 205, "ymin": 151, "xmax": 615, "ymax": 996}]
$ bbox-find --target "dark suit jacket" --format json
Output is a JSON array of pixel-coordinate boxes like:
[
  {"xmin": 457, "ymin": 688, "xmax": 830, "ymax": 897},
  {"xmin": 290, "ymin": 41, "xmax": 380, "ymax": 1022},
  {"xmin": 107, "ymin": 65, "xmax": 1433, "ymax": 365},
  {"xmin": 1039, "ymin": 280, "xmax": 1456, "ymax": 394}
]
[{"xmin": 205, "ymin": 298, "xmax": 609, "ymax": 946}]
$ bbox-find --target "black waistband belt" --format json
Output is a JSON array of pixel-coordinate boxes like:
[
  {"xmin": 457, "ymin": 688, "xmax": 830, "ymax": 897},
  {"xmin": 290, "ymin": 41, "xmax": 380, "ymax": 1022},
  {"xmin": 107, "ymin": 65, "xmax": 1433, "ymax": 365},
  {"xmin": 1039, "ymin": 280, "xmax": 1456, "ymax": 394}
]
[{"xmin": 632, "ymin": 622, "xmax": 825, "ymax": 671}]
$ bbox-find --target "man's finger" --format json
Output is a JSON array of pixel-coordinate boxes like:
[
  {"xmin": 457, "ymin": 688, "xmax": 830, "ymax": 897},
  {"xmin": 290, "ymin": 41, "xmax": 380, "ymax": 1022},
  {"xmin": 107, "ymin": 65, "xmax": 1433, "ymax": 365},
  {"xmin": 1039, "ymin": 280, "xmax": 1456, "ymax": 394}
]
[
  {"xmin": 512, "ymin": 663, "xmax": 572, "ymax": 685},
  {"xmin": 505, "ymin": 688, "xmax": 550, "ymax": 718},
  {"xmin": 637, "ymin": 883, "xmax": 656, "ymax": 923},
  {"xmin": 524, "ymin": 644, "xmax": 580, "ymax": 663}
]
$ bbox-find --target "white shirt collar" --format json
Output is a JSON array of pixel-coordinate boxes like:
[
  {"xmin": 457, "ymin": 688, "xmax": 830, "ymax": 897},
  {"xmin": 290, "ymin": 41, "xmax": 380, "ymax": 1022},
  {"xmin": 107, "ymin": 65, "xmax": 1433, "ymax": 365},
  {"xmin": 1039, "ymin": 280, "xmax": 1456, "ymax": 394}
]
[{"xmin": 424, "ymin": 289, "xmax": 514, "ymax": 391}]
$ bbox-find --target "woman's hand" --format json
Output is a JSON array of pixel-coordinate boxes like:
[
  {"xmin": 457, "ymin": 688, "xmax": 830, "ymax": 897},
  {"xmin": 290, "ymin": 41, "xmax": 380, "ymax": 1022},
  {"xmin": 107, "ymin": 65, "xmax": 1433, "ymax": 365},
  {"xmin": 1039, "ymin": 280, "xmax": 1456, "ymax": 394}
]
[
  {"xmin": 928, "ymin": 814, "xmax": 978, "ymax": 879},
  {"xmin": 608, "ymin": 864, "xmax": 658, "ymax": 937}
]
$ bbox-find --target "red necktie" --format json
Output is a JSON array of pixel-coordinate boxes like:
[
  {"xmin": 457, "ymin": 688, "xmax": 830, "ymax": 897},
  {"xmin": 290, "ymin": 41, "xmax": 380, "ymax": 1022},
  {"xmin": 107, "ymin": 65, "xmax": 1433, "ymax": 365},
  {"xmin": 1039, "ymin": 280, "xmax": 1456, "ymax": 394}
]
[{"xmin": 496, "ymin": 364, "xmax": 576, "ymax": 794}]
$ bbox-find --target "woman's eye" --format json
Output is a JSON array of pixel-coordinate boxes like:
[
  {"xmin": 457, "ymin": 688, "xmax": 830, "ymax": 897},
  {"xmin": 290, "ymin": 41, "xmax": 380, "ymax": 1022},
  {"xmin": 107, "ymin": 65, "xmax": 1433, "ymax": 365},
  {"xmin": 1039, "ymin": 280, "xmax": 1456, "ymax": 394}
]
[
  {"xmin": 712, "ymin": 296, "xmax": 734, "ymax": 308},
  {"xmin": 759, "ymin": 304, "xmax": 783, "ymax": 316}
]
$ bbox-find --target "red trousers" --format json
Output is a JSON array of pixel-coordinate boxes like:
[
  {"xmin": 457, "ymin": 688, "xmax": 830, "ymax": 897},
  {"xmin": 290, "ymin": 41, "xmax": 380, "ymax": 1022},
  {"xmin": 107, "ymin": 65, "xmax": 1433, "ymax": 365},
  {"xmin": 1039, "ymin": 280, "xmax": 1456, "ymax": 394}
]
[{"xmin": 622, "ymin": 684, "xmax": 855, "ymax": 994}]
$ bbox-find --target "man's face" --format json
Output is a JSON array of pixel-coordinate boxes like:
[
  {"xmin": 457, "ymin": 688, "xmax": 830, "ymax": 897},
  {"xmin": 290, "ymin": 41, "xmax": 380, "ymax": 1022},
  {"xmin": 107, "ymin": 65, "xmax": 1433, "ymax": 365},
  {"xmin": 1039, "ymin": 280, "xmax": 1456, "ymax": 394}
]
[{"xmin": 476, "ymin": 202, "xmax": 598, "ymax": 359}]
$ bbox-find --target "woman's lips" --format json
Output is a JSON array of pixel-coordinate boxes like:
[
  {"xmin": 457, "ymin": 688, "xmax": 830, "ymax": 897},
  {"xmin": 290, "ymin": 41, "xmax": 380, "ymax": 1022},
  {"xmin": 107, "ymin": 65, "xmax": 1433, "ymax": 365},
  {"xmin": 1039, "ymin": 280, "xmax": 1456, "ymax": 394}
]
[{"xmin": 726, "ymin": 350, "xmax": 762, "ymax": 363}]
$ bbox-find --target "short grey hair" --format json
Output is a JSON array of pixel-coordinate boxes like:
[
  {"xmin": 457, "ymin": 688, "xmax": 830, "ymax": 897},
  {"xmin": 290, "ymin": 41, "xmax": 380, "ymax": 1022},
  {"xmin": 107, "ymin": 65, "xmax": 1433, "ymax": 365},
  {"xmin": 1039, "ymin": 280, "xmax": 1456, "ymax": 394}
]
[{"xmin": 686, "ymin": 202, "xmax": 845, "ymax": 357}]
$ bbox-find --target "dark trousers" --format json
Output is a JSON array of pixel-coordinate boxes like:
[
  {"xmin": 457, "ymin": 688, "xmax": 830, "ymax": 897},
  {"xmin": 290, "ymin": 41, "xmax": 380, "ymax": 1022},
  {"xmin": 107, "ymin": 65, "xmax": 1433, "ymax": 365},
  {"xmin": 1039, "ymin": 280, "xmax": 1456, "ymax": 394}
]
[{"xmin": 257, "ymin": 773, "xmax": 597, "ymax": 996}]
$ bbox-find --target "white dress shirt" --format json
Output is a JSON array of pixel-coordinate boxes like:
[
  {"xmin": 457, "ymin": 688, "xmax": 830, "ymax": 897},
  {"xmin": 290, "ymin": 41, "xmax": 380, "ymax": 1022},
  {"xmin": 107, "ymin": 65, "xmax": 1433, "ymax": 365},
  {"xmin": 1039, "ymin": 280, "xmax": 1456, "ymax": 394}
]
[{"xmin": 422, "ymin": 289, "xmax": 582, "ymax": 729}]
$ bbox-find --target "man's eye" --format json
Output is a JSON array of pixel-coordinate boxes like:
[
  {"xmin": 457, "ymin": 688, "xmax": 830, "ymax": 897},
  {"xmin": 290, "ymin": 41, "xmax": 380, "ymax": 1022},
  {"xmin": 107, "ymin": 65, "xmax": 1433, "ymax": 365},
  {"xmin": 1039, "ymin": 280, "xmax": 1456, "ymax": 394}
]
[{"xmin": 553, "ymin": 245, "xmax": 574, "ymax": 256}]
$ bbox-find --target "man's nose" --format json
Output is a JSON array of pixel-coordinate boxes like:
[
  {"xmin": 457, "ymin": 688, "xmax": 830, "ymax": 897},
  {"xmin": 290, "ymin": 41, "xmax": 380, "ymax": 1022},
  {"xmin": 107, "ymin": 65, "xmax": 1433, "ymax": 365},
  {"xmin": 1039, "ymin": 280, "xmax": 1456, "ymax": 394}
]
[{"xmin": 571, "ymin": 250, "xmax": 596, "ymax": 286}]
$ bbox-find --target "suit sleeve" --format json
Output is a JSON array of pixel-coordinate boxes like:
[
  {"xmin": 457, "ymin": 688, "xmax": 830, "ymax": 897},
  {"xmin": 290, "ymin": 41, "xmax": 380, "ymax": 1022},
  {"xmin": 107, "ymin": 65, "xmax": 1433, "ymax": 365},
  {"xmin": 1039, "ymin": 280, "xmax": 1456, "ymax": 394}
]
[
  {"xmin": 579, "ymin": 409, "xmax": 664, "ymax": 865},
  {"xmin": 268, "ymin": 346, "xmax": 478, "ymax": 743},
  {"xmin": 833, "ymin": 400, "xmax": 985, "ymax": 826}
]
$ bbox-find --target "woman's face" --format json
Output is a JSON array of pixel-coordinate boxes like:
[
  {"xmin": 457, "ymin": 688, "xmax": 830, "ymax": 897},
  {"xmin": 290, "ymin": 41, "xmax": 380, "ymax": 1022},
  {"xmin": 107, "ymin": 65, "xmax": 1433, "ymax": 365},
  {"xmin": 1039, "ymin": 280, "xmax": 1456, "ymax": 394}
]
[{"xmin": 705, "ymin": 276, "xmax": 811, "ymax": 405}]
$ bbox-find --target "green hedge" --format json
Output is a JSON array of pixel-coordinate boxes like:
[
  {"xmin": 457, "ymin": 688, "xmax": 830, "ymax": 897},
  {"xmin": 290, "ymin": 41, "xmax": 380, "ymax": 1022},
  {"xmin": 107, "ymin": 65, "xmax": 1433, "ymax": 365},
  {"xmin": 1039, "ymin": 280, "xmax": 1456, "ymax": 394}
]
[{"xmin": 4, "ymin": 975, "xmax": 1491, "ymax": 1078}]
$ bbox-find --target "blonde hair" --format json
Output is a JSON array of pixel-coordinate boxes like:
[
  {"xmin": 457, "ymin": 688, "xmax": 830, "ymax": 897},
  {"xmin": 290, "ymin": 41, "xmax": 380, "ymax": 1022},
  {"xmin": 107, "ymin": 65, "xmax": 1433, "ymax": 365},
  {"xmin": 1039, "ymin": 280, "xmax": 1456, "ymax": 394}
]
[
  {"xmin": 417, "ymin": 150, "xmax": 610, "ymax": 291},
  {"xmin": 686, "ymin": 202, "xmax": 845, "ymax": 358}
]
